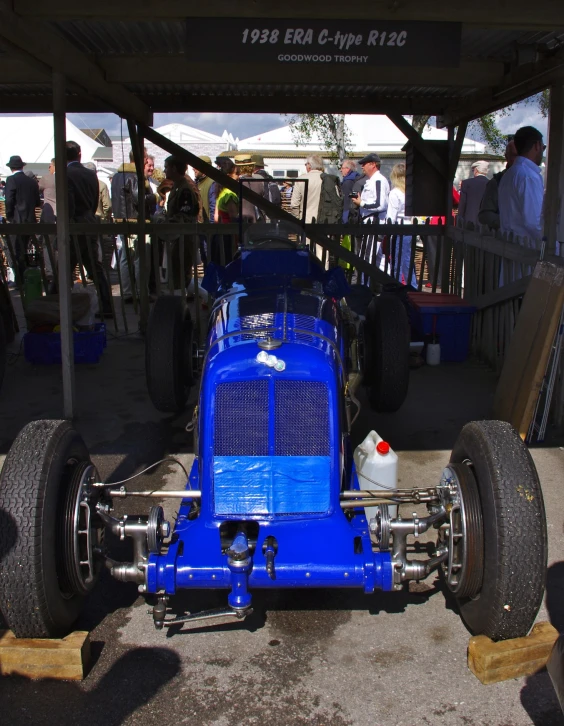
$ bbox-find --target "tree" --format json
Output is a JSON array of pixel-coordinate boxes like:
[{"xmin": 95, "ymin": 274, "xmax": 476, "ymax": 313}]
[
  {"xmin": 287, "ymin": 91, "xmax": 550, "ymax": 161},
  {"xmin": 285, "ymin": 114, "xmax": 351, "ymax": 165},
  {"xmin": 412, "ymin": 91, "xmax": 550, "ymax": 153}
]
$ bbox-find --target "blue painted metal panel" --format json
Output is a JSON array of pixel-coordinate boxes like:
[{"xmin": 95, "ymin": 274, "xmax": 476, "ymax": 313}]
[
  {"xmin": 147, "ymin": 502, "xmax": 393, "ymax": 595},
  {"xmin": 213, "ymin": 456, "xmax": 331, "ymax": 515}
]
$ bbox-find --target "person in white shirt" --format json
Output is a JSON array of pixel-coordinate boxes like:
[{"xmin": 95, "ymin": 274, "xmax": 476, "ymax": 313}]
[
  {"xmin": 387, "ymin": 163, "xmax": 416, "ymax": 287},
  {"xmin": 499, "ymin": 125, "xmax": 544, "ymax": 247},
  {"xmin": 351, "ymin": 153, "xmax": 390, "ymax": 274}
]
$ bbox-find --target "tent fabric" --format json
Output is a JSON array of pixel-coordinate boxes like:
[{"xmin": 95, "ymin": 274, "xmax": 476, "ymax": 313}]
[
  {"xmin": 0, "ymin": 115, "xmax": 103, "ymax": 177},
  {"xmin": 238, "ymin": 114, "xmax": 487, "ymax": 155}
]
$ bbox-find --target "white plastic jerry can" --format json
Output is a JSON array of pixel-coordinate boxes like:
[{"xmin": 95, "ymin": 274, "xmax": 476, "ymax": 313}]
[{"xmin": 353, "ymin": 430, "xmax": 399, "ymax": 524}]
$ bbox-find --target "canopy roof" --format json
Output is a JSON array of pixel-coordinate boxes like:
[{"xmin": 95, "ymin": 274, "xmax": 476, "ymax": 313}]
[{"xmin": 0, "ymin": 2, "xmax": 563, "ymax": 126}]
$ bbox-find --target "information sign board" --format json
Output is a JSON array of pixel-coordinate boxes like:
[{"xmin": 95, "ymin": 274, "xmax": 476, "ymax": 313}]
[{"xmin": 186, "ymin": 18, "xmax": 461, "ymax": 67}]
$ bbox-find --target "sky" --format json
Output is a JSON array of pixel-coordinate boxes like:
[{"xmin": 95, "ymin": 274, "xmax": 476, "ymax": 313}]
[
  {"xmin": 65, "ymin": 112, "xmax": 289, "ymax": 141},
  {"xmin": 0, "ymin": 101, "xmax": 549, "ymax": 148}
]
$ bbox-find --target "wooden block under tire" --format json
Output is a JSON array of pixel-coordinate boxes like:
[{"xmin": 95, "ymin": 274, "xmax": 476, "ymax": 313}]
[
  {"xmin": 0, "ymin": 630, "xmax": 90, "ymax": 680},
  {"xmin": 468, "ymin": 622, "xmax": 559, "ymax": 685}
]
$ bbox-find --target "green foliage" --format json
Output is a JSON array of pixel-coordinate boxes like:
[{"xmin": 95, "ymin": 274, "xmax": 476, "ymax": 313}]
[
  {"xmin": 287, "ymin": 90, "xmax": 549, "ymax": 162},
  {"xmin": 471, "ymin": 112, "xmax": 511, "ymax": 154},
  {"xmin": 285, "ymin": 114, "xmax": 351, "ymax": 164},
  {"xmin": 411, "ymin": 115, "xmax": 431, "ymax": 134}
]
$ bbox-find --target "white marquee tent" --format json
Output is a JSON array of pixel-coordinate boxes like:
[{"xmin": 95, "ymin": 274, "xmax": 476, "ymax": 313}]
[
  {"xmin": 238, "ymin": 115, "xmax": 487, "ymax": 155},
  {"xmin": 0, "ymin": 115, "xmax": 103, "ymax": 177}
]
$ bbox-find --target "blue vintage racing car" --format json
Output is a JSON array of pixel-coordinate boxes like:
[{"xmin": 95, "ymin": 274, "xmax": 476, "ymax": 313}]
[{"xmin": 0, "ymin": 223, "xmax": 547, "ymax": 641}]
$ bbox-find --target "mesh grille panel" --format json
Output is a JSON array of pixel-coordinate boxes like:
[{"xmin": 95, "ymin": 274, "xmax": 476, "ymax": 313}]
[
  {"xmin": 293, "ymin": 314, "xmax": 316, "ymax": 331},
  {"xmin": 215, "ymin": 381, "xmax": 269, "ymax": 456},
  {"xmin": 274, "ymin": 381, "xmax": 330, "ymax": 456}
]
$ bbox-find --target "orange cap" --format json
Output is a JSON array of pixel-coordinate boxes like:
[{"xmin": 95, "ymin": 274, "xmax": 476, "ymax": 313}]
[{"xmin": 376, "ymin": 441, "xmax": 390, "ymax": 455}]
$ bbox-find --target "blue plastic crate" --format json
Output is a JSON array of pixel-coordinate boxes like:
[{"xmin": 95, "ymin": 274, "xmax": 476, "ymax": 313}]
[
  {"xmin": 24, "ymin": 324, "xmax": 107, "ymax": 365},
  {"xmin": 408, "ymin": 293, "xmax": 476, "ymax": 362}
]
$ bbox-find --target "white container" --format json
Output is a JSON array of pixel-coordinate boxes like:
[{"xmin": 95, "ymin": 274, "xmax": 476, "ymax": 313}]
[
  {"xmin": 353, "ymin": 430, "xmax": 398, "ymax": 525},
  {"xmin": 426, "ymin": 342, "xmax": 441, "ymax": 366}
]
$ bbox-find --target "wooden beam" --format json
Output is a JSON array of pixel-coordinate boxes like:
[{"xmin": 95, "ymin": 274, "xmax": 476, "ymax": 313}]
[
  {"xmin": 53, "ymin": 71, "xmax": 76, "ymax": 421},
  {"xmin": 0, "ymin": 630, "xmax": 91, "ymax": 680},
  {"xmin": 441, "ymin": 48, "xmax": 564, "ymax": 127},
  {"xmin": 447, "ymin": 225, "xmax": 541, "ymax": 264},
  {"xmin": 544, "ymin": 85, "xmax": 564, "ymax": 256},
  {"xmin": 0, "ymin": 55, "xmax": 504, "ymax": 89},
  {"xmin": 100, "ymin": 57, "xmax": 504, "ymax": 89},
  {"xmin": 0, "ymin": 92, "xmax": 449, "ymax": 116},
  {"xmin": 13, "ymin": 0, "xmax": 564, "ymax": 27},
  {"xmin": 128, "ymin": 120, "xmax": 149, "ymax": 332},
  {"xmin": 448, "ymin": 122, "xmax": 468, "ymax": 180},
  {"xmin": 468, "ymin": 622, "xmax": 559, "ymax": 685},
  {"xmin": 387, "ymin": 113, "xmax": 448, "ymax": 177},
  {"xmin": 0, "ymin": 1, "xmax": 152, "ymax": 126},
  {"xmin": 467, "ymin": 275, "xmax": 531, "ymax": 309}
]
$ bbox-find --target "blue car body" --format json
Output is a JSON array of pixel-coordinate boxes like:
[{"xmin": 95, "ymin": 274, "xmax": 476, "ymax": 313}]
[{"xmin": 146, "ymin": 249, "xmax": 394, "ymax": 602}]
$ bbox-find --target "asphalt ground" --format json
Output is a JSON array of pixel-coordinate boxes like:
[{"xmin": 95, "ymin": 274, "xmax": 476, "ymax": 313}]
[{"xmin": 0, "ymin": 291, "xmax": 564, "ymax": 726}]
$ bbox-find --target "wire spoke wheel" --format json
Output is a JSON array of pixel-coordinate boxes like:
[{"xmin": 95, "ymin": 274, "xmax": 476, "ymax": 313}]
[
  {"xmin": 57, "ymin": 461, "xmax": 104, "ymax": 598},
  {"xmin": 438, "ymin": 462, "xmax": 484, "ymax": 600}
]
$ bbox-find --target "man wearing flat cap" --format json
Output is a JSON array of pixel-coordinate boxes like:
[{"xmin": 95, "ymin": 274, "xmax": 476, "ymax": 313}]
[
  {"xmin": 351, "ymin": 154, "xmax": 389, "ymax": 222},
  {"xmin": 458, "ymin": 160, "xmax": 489, "ymax": 227},
  {"xmin": 351, "ymin": 153, "xmax": 390, "ymax": 272},
  {"xmin": 234, "ymin": 153, "xmax": 270, "ymax": 223},
  {"xmin": 4, "ymin": 154, "xmax": 40, "ymax": 281}
]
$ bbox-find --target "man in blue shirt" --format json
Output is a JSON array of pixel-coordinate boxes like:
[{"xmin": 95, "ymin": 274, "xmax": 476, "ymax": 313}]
[{"xmin": 499, "ymin": 126, "xmax": 545, "ymax": 246}]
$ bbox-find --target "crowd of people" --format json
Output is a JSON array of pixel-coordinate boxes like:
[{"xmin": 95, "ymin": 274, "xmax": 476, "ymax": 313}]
[{"xmin": 0, "ymin": 123, "xmax": 547, "ymax": 307}]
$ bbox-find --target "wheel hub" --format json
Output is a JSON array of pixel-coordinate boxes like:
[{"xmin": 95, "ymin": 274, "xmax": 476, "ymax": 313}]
[
  {"xmin": 58, "ymin": 461, "xmax": 104, "ymax": 597},
  {"xmin": 437, "ymin": 463, "xmax": 484, "ymax": 599}
]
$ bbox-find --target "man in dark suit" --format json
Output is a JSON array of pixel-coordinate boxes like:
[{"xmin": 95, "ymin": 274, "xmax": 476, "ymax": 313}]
[
  {"xmin": 458, "ymin": 161, "xmax": 490, "ymax": 227},
  {"xmin": 65, "ymin": 140, "xmax": 112, "ymax": 316},
  {"xmin": 4, "ymin": 154, "xmax": 40, "ymax": 281}
]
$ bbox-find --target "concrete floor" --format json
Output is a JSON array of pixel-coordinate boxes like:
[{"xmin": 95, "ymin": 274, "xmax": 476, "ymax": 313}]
[{"xmin": 1, "ymin": 294, "xmax": 564, "ymax": 726}]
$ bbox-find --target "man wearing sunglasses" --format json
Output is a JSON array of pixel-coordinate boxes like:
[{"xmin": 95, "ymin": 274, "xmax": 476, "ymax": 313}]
[{"xmin": 499, "ymin": 125, "xmax": 545, "ymax": 245}]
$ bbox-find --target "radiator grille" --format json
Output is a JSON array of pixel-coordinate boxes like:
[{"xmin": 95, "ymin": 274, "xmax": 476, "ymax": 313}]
[
  {"xmin": 214, "ymin": 380, "xmax": 269, "ymax": 456},
  {"xmin": 274, "ymin": 381, "xmax": 329, "ymax": 456},
  {"xmin": 213, "ymin": 379, "xmax": 331, "ymax": 515}
]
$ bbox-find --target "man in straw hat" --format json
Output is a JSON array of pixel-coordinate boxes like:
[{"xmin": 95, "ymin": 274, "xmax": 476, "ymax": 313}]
[
  {"xmin": 4, "ymin": 154, "xmax": 40, "ymax": 280},
  {"xmin": 234, "ymin": 153, "xmax": 270, "ymax": 223}
]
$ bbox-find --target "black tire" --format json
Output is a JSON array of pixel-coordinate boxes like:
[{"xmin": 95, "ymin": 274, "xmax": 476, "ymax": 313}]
[
  {"xmin": 0, "ymin": 315, "xmax": 5, "ymax": 393},
  {"xmin": 146, "ymin": 295, "xmax": 193, "ymax": 412},
  {"xmin": 363, "ymin": 294, "xmax": 410, "ymax": 412},
  {"xmin": 449, "ymin": 420, "xmax": 547, "ymax": 641},
  {"xmin": 0, "ymin": 279, "xmax": 15, "ymax": 343},
  {"xmin": 0, "ymin": 420, "xmax": 92, "ymax": 637}
]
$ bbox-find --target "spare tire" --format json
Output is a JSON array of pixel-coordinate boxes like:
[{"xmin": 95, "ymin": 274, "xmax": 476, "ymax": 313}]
[
  {"xmin": 146, "ymin": 295, "xmax": 193, "ymax": 412},
  {"xmin": 363, "ymin": 294, "xmax": 410, "ymax": 412}
]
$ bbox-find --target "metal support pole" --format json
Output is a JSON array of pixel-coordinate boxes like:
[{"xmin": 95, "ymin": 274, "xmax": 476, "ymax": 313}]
[
  {"xmin": 53, "ymin": 71, "xmax": 76, "ymax": 419},
  {"xmin": 544, "ymin": 85, "xmax": 564, "ymax": 425},
  {"xmin": 544, "ymin": 85, "xmax": 564, "ymax": 257},
  {"xmin": 441, "ymin": 126, "xmax": 456, "ymax": 293},
  {"xmin": 127, "ymin": 119, "xmax": 149, "ymax": 332}
]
